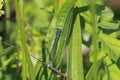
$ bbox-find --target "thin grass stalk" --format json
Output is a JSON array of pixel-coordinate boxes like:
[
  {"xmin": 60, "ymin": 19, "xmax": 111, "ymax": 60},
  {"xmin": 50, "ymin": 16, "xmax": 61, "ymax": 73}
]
[
  {"xmin": 5, "ymin": 0, "xmax": 11, "ymax": 35},
  {"xmin": 89, "ymin": 0, "xmax": 99, "ymax": 62},
  {"xmin": 14, "ymin": 0, "xmax": 35, "ymax": 80},
  {"xmin": 54, "ymin": 0, "xmax": 59, "ymax": 13},
  {"xmin": 14, "ymin": 1, "xmax": 27, "ymax": 80}
]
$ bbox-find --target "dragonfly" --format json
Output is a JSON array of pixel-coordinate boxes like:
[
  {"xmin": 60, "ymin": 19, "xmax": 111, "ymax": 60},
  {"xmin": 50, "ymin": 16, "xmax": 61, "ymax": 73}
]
[{"xmin": 49, "ymin": 28, "xmax": 62, "ymax": 61}]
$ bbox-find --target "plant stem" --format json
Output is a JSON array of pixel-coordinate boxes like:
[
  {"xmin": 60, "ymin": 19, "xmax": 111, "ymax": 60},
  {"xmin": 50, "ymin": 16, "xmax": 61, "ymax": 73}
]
[
  {"xmin": 90, "ymin": 0, "xmax": 99, "ymax": 62},
  {"xmin": 54, "ymin": 0, "xmax": 59, "ymax": 13},
  {"xmin": 14, "ymin": 0, "xmax": 35, "ymax": 80}
]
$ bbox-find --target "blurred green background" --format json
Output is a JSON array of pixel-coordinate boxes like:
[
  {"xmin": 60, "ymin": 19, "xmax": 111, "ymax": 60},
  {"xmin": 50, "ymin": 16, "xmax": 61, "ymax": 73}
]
[{"xmin": 0, "ymin": 0, "xmax": 54, "ymax": 79}]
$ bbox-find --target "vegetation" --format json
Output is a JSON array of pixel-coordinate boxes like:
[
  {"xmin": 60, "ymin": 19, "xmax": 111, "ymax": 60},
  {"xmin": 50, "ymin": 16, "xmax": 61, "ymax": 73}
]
[{"xmin": 0, "ymin": 0, "xmax": 120, "ymax": 80}]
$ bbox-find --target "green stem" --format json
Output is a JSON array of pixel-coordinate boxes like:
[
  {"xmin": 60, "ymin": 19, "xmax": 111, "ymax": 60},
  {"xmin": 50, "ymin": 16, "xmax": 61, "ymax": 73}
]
[
  {"xmin": 14, "ymin": 0, "xmax": 35, "ymax": 80},
  {"xmin": 5, "ymin": 0, "xmax": 11, "ymax": 36},
  {"xmin": 54, "ymin": 0, "xmax": 59, "ymax": 13},
  {"xmin": 90, "ymin": 0, "xmax": 99, "ymax": 62}
]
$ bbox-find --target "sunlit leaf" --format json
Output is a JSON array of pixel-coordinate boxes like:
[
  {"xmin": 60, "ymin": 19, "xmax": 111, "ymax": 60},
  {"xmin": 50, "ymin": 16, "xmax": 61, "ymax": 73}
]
[
  {"xmin": 0, "ymin": 57, "xmax": 13, "ymax": 71},
  {"xmin": 100, "ymin": 33, "xmax": 120, "ymax": 62},
  {"xmin": 0, "ymin": 1, "xmax": 4, "ymax": 16},
  {"xmin": 101, "ymin": 7, "xmax": 114, "ymax": 21},
  {"xmin": 86, "ymin": 56, "xmax": 106, "ymax": 80},
  {"xmin": 98, "ymin": 21, "xmax": 120, "ymax": 30},
  {"xmin": 67, "ymin": 14, "xmax": 84, "ymax": 80},
  {"xmin": 46, "ymin": 0, "xmax": 78, "ymax": 66}
]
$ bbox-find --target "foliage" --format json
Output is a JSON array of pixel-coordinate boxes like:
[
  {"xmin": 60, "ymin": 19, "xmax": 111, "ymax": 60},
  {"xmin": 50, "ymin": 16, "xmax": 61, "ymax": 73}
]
[
  {"xmin": 0, "ymin": 0, "xmax": 120, "ymax": 80},
  {"xmin": 0, "ymin": 0, "xmax": 4, "ymax": 16}
]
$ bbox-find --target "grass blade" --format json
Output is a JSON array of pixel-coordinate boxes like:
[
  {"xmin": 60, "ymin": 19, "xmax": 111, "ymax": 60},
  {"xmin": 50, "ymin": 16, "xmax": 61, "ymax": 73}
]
[
  {"xmin": 0, "ymin": 47, "xmax": 14, "ymax": 57},
  {"xmin": 67, "ymin": 14, "xmax": 84, "ymax": 80},
  {"xmin": 46, "ymin": 0, "xmax": 78, "ymax": 57},
  {"xmin": 53, "ymin": 9, "xmax": 73, "ymax": 66},
  {"xmin": 52, "ymin": 0, "xmax": 78, "ymax": 67},
  {"xmin": 86, "ymin": 56, "xmax": 106, "ymax": 80},
  {"xmin": 100, "ymin": 33, "xmax": 120, "ymax": 62},
  {"xmin": 89, "ymin": 0, "xmax": 99, "ymax": 62},
  {"xmin": 14, "ymin": 0, "xmax": 35, "ymax": 80}
]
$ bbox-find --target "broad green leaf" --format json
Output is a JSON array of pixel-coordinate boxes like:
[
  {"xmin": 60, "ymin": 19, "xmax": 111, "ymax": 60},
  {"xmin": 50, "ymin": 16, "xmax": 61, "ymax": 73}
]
[
  {"xmin": 80, "ymin": 11, "xmax": 91, "ymax": 24},
  {"xmin": 100, "ymin": 7, "xmax": 114, "ymax": 21},
  {"xmin": 108, "ymin": 64, "xmax": 120, "ymax": 80},
  {"xmin": 100, "ymin": 33, "xmax": 120, "ymax": 62},
  {"xmin": 98, "ymin": 7, "xmax": 120, "ymax": 30},
  {"xmin": 53, "ymin": 9, "xmax": 74, "ymax": 66},
  {"xmin": 98, "ymin": 21, "xmax": 120, "ymax": 30},
  {"xmin": 46, "ymin": 0, "xmax": 78, "ymax": 66},
  {"xmin": 86, "ymin": 56, "xmax": 106, "ymax": 80},
  {"xmin": 55, "ymin": 0, "xmax": 78, "ymax": 30},
  {"xmin": 67, "ymin": 14, "xmax": 84, "ymax": 80},
  {"xmin": 46, "ymin": 0, "xmax": 78, "ymax": 43},
  {"xmin": 103, "ymin": 56, "xmax": 120, "ymax": 80}
]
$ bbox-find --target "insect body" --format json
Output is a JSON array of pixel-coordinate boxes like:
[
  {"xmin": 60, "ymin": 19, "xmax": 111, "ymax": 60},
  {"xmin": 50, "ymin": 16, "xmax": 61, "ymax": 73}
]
[{"xmin": 49, "ymin": 29, "xmax": 62, "ymax": 61}]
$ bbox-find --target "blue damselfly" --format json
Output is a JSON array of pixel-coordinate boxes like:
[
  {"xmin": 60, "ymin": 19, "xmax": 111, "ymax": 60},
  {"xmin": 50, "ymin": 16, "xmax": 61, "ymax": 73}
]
[{"xmin": 49, "ymin": 28, "xmax": 62, "ymax": 61}]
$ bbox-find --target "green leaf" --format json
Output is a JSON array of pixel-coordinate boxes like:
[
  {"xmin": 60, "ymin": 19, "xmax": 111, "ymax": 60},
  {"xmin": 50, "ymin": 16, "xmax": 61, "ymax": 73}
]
[
  {"xmin": 67, "ymin": 14, "xmax": 84, "ymax": 80},
  {"xmin": 0, "ymin": 3, "xmax": 3, "ymax": 9},
  {"xmin": 86, "ymin": 56, "xmax": 106, "ymax": 80},
  {"xmin": 46, "ymin": 0, "xmax": 78, "ymax": 66},
  {"xmin": 46, "ymin": 0, "xmax": 78, "ymax": 46},
  {"xmin": 104, "ymin": 63, "xmax": 111, "ymax": 80},
  {"xmin": 98, "ymin": 7, "xmax": 120, "ymax": 30},
  {"xmin": 108, "ymin": 64, "xmax": 120, "ymax": 80},
  {"xmin": 54, "ymin": 0, "xmax": 59, "ymax": 12},
  {"xmin": 0, "ymin": 1, "xmax": 4, "ymax": 16},
  {"xmin": 89, "ymin": 0, "xmax": 99, "ymax": 62},
  {"xmin": 100, "ymin": 33, "xmax": 120, "ymax": 62},
  {"xmin": 53, "ymin": 9, "xmax": 74, "ymax": 66},
  {"xmin": 34, "ymin": 60, "xmax": 41, "ymax": 78},
  {"xmin": 0, "ymin": 57, "xmax": 13, "ymax": 71},
  {"xmin": 103, "ymin": 56, "xmax": 120, "ymax": 80},
  {"xmin": 0, "ymin": 47, "xmax": 14, "ymax": 57},
  {"xmin": 14, "ymin": 0, "xmax": 35, "ymax": 80},
  {"xmin": 100, "ymin": 7, "xmax": 114, "ymax": 21},
  {"xmin": 98, "ymin": 21, "xmax": 120, "ymax": 30}
]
